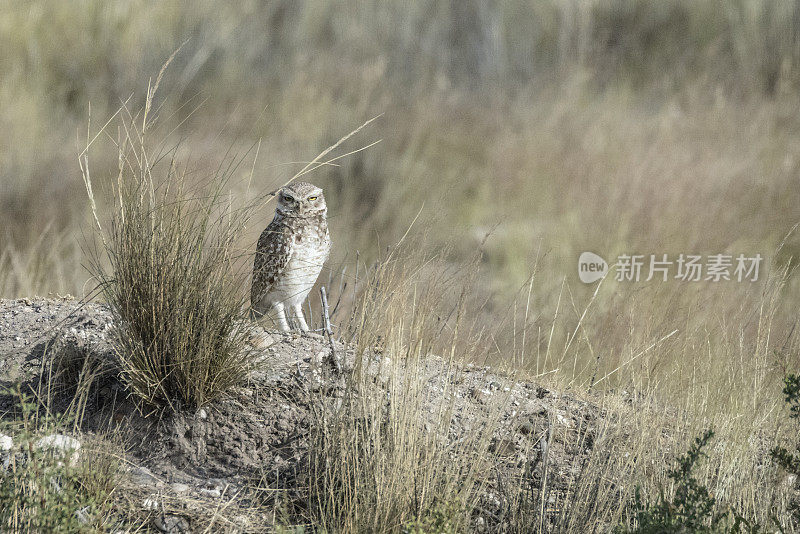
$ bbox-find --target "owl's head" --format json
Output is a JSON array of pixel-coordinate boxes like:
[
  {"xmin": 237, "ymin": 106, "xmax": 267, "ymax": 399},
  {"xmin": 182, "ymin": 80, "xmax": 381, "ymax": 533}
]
[{"xmin": 275, "ymin": 181, "xmax": 327, "ymax": 217}]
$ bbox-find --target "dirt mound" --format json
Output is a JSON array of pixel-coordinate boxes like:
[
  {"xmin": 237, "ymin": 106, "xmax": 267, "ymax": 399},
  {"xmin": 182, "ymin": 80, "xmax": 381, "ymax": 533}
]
[{"xmin": 0, "ymin": 297, "xmax": 605, "ymax": 531}]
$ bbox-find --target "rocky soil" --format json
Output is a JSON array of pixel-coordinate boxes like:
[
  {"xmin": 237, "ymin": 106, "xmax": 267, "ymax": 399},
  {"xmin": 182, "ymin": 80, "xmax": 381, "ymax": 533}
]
[{"xmin": 0, "ymin": 297, "xmax": 605, "ymax": 532}]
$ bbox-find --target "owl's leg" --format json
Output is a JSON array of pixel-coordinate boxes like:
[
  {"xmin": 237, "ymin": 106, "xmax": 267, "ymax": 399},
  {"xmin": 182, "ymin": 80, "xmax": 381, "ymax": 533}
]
[
  {"xmin": 290, "ymin": 303, "xmax": 310, "ymax": 332},
  {"xmin": 272, "ymin": 301, "xmax": 291, "ymax": 332}
]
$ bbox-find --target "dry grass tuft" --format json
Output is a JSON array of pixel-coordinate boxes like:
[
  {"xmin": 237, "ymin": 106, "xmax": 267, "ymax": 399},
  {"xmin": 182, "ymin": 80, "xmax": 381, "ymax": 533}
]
[
  {"xmin": 82, "ymin": 87, "xmax": 254, "ymax": 410},
  {"xmin": 305, "ymin": 247, "xmax": 500, "ymax": 532},
  {"xmin": 290, "ymin": 242, "xmax": 799, "ymax": 531},
  {"xmin": 98, "ymin": 177, "xmax": 251, "ymax": 410}
]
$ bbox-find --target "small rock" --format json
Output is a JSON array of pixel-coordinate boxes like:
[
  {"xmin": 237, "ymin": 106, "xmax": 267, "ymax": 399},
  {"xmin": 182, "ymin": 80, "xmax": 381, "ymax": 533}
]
[
  {"xmin": 153, "ymin": 514, "xmax": 189, "ymax": 533},
  {"xmin": 310, "ymin": 368, "xmax": 325, "ymax": 389},
  {"xmin": 75, "ymin": 506, "xmax": 91, "ymax": 525},
  {"xmin": 130, "ymin": 466, "xmax": 160, "ymax": 487},
  {"xmin": 312, "ymin": 350, "xmax": 327, "ymax": 365},
  {"xmin": 490, "ymin": 438, "xmax": 516, "ymax": 457},
  {"xmin": 170, "ymin": 482, "xmax": 190, "ymax": 493},
  {"xmin": 206, "ymin": 478, "xmax": 225, "ymax": 490},
  {"xmin": 556, "ymin": 413, "xmax": 573, "ymax": 427},
  {"xmin": 34, "ymin": 434, "xmax": 80, "ymax": 466},
  {"xmin": 142, "ymin": 497, "xmax": 159, "ymax": 511},
  {"xmin": 248, "ymin": 331, "xmax": 275, "ymax": 349},
  {"xmin": 232, "ymin": 515, "xmax": 251, "ymax": 529},
  {"xmin": 521, "ymin": 400, "xmax": 545, "ymax": 415},
  {"xmin": 377, "ymin": 357, "xmax": 393, "ymax": 384},
  {"xmin": 198, "ymin": 408, "xmax": 207, "ymax": 420},
  {"xmin": 0, "ymin": 434, "xmax": 13, "ymax": 451}
]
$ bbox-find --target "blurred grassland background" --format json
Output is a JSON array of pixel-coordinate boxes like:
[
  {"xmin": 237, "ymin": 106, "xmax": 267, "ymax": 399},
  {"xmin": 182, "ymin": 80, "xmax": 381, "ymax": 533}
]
[
  {"xmin": 3, "ymin": 0, "xmax": 800, "ymax": 380},
  {"xmin": 3, "ymin": 0, "xmax": 800, "ymax": 525}
]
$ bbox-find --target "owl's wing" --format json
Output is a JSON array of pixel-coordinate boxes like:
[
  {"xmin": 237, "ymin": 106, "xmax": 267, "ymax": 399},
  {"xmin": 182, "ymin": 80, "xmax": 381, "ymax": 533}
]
[{"xmin": 251, "ymin": 220, "xmax": 294, "ymax": 310}]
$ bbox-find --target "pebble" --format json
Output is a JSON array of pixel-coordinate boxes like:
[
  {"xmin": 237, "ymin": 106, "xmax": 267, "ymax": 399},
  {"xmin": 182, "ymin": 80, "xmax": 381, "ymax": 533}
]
[
  {"xmin": 75, "ymin": 506, "xmax": 91, "ymax": 525},
  {"xmin": 490, "ymin": 438, "xmax": 516, "ymax": 457},
  {"xmin": 0, "ymin": 434, "xmax": 13, "ymax": 451},
  {"xmin": 471, "ymin": 388, "xmax": 492, "ymax": 404},
  {"xmin": 153, "ymin": 514, "xmax": 189, "ymax": 533},
  {"xmin": 312, "ymin": 350, "xmax": 327, "ymax": 365},
  {"xmin": 377, "ymin": 356, "xmax": 393, "ymax": 384},
  {"xmin": 207, "ymin": 477, "xmax": 226, "ymax": 489},
  {"xmin": 170, "ymin": 482, "xmax": 190, "ymax": 493},
  {"xmin": 556, "ymin": 413, "xmax": 573, "ymax": 427},
  {"xmin": 130, "ymin": 465, "xmax": 160, "ymax": 486},
  {"xmin": 248, "ymin": 331, "xmax": 275, "ymax": 349}
]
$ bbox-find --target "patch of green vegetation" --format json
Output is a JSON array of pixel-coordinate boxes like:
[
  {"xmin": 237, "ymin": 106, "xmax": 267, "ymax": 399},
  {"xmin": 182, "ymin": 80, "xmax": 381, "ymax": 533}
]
[
  {"xmin": 615, "ymin": 429, "xmax": 759, "ymax": 534},
  {"xmin": 770, "ymin": 373, "xmax": 800, "ymax": 529},
  {"xmin": 401, "ymin": 501, "xmax": 461, "ymax": 534},
  {"xmin": 0, "ymin": 388, "xmax": 118, "ymax": 533},
  {"xmin": 618, "ymin": 371, "xmax": 800, "ymax": 534}
]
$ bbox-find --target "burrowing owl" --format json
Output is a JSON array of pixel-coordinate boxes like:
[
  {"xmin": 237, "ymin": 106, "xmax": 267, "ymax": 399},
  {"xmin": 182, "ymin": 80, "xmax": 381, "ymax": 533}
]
[{"xmin": 251, "ymin": 182, "xmax": 331, "ymax": 332}]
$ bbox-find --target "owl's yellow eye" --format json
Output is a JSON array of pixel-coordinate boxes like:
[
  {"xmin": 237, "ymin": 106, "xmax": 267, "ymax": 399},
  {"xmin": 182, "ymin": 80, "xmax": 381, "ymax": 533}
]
[{"xmin": 308, "ymin": 196, "xmax": 317, "ymax": 201}]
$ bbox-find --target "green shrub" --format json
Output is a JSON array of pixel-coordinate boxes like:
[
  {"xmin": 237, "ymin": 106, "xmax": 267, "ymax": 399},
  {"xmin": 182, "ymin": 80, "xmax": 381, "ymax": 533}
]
[
  {"xmin": 770, "ymin": 373, "xmax": 800, "ymax": 528},
  {"xmin": 401, "ymin": 501, "xmax": 461, "ymax": 534},
  {"xmin": 616, "ymin": 429, "xmax": 757, "ymax": 534},
  {"xmin": 0, "ymin": 389, "xmax": 118, "ymax": 532}
]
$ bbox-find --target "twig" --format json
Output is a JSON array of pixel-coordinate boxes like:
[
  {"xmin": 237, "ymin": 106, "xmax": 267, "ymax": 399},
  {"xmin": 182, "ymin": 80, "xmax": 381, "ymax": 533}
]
[
  {"xmin": 320, "ymin": 286, "xmax": 341, "ymax": 373},
  {"xmin": 539, "ymin": 412, "xmax": 552, "ymax": 532}
]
